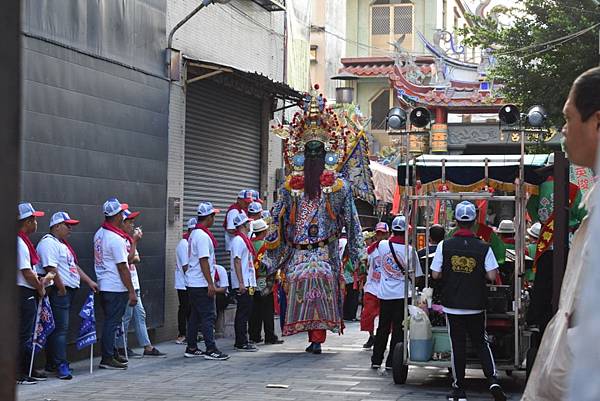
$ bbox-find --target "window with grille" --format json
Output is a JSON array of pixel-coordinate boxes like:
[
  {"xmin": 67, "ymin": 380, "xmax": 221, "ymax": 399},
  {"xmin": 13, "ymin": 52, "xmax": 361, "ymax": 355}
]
[
  {"xmin": 394, "ymin": 6, "xmax": 412, "ymax": 34},
  {"xmin": 371, "ymin": 90, "xmax": 391, "ymax": 131},
  {"xmin": 371, "ymin": 7, "xmax": 390, "ymax": 35}
]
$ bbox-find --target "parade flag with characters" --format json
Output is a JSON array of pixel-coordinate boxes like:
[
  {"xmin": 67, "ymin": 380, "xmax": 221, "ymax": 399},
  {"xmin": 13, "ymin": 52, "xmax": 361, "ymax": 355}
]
[
  {"xmin": 27, "ymin": 296, "xmax": 55, "ymax": 353},
  {"xmin": 76, "ymin": 291, "xmax": 97, "ymax": 350}
]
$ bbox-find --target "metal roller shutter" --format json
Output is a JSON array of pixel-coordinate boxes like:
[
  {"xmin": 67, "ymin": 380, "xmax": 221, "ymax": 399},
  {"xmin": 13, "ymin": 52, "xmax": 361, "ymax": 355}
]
[{"xmin": 184, "ymin": 79, "xmax": 262, "ymax": 266}]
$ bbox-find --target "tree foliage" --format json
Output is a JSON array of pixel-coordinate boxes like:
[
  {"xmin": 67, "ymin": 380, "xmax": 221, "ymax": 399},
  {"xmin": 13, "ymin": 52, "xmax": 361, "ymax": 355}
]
[{"xmin": 459, "ymin": 0, "xmax": 600, "ymax": 127}]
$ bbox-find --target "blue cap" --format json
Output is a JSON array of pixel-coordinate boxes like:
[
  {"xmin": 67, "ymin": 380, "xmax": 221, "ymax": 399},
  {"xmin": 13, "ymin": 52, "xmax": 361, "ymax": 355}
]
[
  {"xmin": 18, "ymin": 202, "xmax": 45, "ymax": 220},
  {"xmin": 187, "ymin": 217, "xmax": 197, "ymax": 229},
  {"xmin": 248, "ymin": 201, "xmax": 263, "ymax": 214},
  {"xmin": 233, "ymin": 212, "xmax": 249, "ymax": 227},
  {"xmin": 103, "ymin": 198, "xmax": 128, "ymax": 217},
  {"xmin": 391, "ymin": 216, "xmax": 406, "ymax": 231},
  {"xmin": 197, "ymin": 202, "xmax": 220, "ymax": 217},
  {"xmin": 455, "ymin": 201, "xmax": 477, "ymax": 222}
]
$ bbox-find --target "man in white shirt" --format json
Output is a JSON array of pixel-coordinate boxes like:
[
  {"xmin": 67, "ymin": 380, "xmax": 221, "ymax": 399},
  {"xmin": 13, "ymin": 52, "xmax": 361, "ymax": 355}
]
[
  {"xmin": 115, "ymin": 209, "xmax": 165, "ymax": 358},
  {"xmin": 174, "ymin": 217, "xmax": 196, "ymax": 344},
  {"xmin": 37, "ymin": 212, "xmax": 97, "ymax": 380},
  {"xmin": 371, "ymin": 216, "xmax": 422, "ymax": 370},
  {"xmin": 361, "ymin": 222, "xmax": 389, "ymax": 349},
  {"xmin": 431, "ymin": 201, "xmax": 505, "ymax": 401},
  {"xmin": 223, "ymin": 190, "xmax": 254, "ymax": 252},
  {"xmin": 184, "ymin": 202, "xmax": 229, "ymax": 361},
  {"xmin": 230, "ymin": 213, "xmax": 258, "ymax": 352},
  {"xmin": 16, "ymin": 202, "xmax": 46, "ymax": 385},
  {"xmin": 94, "ymin": 198, "xmax": 137, "ymax": 370}
]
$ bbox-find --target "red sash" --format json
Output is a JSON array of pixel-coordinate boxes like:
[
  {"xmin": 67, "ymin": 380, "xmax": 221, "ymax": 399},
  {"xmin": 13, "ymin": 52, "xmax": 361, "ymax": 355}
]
[
  {"xmin": 182, "ymin": 232, "xmax": 190, "ymax": 240},
  {"xmin": 236, "ymin": 231, "xmax": 257, "ymax": 259},
  {"xmin": 222, "ymin": 203, "xmax": 244, "ymax": 229},
  {"xmin": 61, "ymin": 239, "xmax": 79, "ymax": 265},
  {"xmin": 17, "ymin": 231, "xmax": 40, "ymax": 266},
  {"xmin": 388, "ymin": 235, "xmax": 406, "ymax": 245},
  {"xmin": 194, "ymin": 223, "xmax": 218, "ymax": 248},
  {"xmin": 101, "ymin": 222, "xmax": 132, "ymax": 243},
  {"xmin": 367, "ymin": 240, "xmax": 380, "ymax": 255}
]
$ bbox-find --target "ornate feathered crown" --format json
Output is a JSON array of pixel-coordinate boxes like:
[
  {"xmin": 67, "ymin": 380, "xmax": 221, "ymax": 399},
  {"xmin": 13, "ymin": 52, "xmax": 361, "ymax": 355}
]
[{"xmin": 272, "ymin": 84, "xmax": 349, "ymax": 173}]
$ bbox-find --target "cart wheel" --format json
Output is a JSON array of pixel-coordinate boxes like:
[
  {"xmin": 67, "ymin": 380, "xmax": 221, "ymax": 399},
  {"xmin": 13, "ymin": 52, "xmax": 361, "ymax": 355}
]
[
  {"xmin": 526, "ymin": 347, "xmax": 538, "ymax": 382},
  {"xmin": 392, "ymin": 342, "xmax": 409, "ymax": 385},
  {"xmin": 505, "ymin": 370, "xmax": 513, "ymax": 377}
]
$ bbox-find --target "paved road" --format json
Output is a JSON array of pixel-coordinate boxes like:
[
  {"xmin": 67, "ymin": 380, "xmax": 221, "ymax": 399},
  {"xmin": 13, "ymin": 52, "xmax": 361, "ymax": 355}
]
[{"xmin": 18, "ymin": 322, "xmax": 525, "ymax": 401}]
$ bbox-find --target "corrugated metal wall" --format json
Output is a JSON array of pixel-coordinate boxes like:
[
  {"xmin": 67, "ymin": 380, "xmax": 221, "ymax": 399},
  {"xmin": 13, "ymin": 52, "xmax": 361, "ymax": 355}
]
[
  {"xmin": 21, "ymin": 0, "xmax": 168, "ymax": 333},
  {"xmin": 184, "ymin": 79, "xmax": 262, "ymax": 267}
]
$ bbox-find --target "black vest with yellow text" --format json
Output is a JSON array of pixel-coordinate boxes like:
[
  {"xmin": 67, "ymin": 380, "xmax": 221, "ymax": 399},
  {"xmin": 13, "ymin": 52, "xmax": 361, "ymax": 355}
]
[{"xmin": 441, "ymin": 236, "xmax": 489, "ymax": 310}]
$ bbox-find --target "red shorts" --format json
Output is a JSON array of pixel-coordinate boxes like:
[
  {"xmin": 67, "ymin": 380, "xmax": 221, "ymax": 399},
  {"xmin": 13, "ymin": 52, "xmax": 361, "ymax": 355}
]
[{"xmin": 360, "ymin": 292, "xmax": 380, "ymax": 332}]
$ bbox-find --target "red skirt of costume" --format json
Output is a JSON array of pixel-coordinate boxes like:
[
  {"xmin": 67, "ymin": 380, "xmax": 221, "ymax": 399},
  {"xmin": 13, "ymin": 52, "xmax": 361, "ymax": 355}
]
[{"xmin": 360, "ymin": 291, "xmax": 380, "ymax": 332}]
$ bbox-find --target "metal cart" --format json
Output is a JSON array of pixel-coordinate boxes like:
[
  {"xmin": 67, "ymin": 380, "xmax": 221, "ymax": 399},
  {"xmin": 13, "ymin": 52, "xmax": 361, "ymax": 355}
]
[{"xmin": 391, "ymin": 154, "xmax": 546, "ymax": 385}]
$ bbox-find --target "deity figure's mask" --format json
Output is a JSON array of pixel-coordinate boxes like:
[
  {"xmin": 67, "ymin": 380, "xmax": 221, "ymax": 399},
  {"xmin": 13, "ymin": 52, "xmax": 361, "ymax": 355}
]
[{"xmin": 304, "ymin": 140, "xmax": 325, "ymax": 199}]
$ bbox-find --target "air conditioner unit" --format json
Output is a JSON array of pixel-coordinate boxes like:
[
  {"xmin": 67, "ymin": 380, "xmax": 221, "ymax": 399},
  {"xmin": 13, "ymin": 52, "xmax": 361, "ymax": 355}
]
[{"xmin": 251, "ymin": 0, "xmax": 285, "ymax": 12}]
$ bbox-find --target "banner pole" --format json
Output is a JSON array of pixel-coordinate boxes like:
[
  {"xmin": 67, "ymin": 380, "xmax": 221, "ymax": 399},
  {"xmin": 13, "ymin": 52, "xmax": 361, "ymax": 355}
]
[
  {"xmin": 28, "ymin": 297, "xmax": 44, "ymax": 377},
  {"xmin": 90, "ymin": 344, "xmax": 93, "ymax": 374},
  {"xmin": 122, "ymin": 323, "xmax": 128, "ymax": 360}
]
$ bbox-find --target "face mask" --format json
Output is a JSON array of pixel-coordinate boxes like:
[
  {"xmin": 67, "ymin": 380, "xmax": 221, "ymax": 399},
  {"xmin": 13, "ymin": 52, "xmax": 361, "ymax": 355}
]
[{"xmin": 305, "ymin": 140, "xmax": 325, "ymax": 158}]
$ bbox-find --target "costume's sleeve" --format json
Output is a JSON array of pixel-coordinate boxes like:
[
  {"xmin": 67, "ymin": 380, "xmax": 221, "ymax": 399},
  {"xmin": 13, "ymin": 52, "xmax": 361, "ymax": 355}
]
[
  {"xmin": 262, "ymin": 187, "xmax": 292, "ymax": 276},
  {"xmin": 341, "ymin": 182, "xmax": 366, "ymax": 268}
]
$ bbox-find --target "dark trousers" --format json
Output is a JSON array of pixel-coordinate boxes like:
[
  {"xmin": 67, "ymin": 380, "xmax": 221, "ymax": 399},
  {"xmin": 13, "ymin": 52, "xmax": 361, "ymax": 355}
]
[
  {"xmin": 187, "ymin": 286, "xmax": 216, "ymax": 352},
  {"xmin": 99, "ymin": 291, "xmax": 128, "ymax": 360},
  {"xmin": 446, "ymin": 312, "xmax": 497, "ymax": 389},
  {"xmin": 234, "ymin": 291, "xmax": 253, "ymax": 347},
  {"xmin": 371, "ymin": 298, "xmax": 409, "ymax": 367},
  {"xmin": 249, "ymin": 293, "xmax": 277, "ymax": 343},
  {"xmin": 343, "ymin": 283, "xmax": 360, "ymax": 320},
  {"xmin": 177, "ymin": 289, "xmax": 190, "ymax": 337},
  {"xmin": 46, "ymin": 286, "xmax": 77, "ymax": 367},
  {"xmin": 18, "ymin": 287, "xmax": 37, "ymax": 376}
]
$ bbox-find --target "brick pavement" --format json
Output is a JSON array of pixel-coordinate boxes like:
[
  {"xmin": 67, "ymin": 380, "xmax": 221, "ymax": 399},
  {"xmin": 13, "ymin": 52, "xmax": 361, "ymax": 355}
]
[{"xmin": 18, "ymin": 322, "xmax": 524, "ymax": 401}]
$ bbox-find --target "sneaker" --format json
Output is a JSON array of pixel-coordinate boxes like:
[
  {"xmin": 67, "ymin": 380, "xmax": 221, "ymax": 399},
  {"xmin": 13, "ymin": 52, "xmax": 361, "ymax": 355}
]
[
  {"xmin": 370, "ymin": 363, "xmax": 381, "ymax": 369},
  {"xmin": 30, "ymin": 370, "xmax": 47, "ymax": 381},
  {"xmin": 175, "ymin": 336, "xmax": 187, "ymax": 345},
  {"xmin": 184, "ymin": 348, "xmax": 204, "ymax": 358},
  {"xmin": 99, "ymin": 358, "xmax": 127, "ymax": 370},
  {"xmin": 57, "ymin": 362, "xmax": 73, "ymax": 380},
  {"xmin": 16, "ymin": 376, "xmax": 37, "ymax": 385},
  {"xmin": 264, "ymin": 338, "xmax": 284, "ymax": 345},
  {"xmin": 114, "ymin": 353, "xmax": 129, "ymax": 365},
  {"xmin": 114, "ymin": 348, "xmax": 130, "ymax": 363},
  {"xmin": 447, "ymin": 387, "xmax": 467, "ymax": 401},
  {"xmin": 235, "ymin": 343, "xmax": 259, "ymax": 352},
  {"xmin": 143, "ymin": 347, "xmax": 167, "ymax": 357},
  {"xmin": 489, "ymin": 384, "xmax": 507, "ymax": 401},
  {"xmin": 127, "ymin": 348, "xmax": 142, "ymax": 358},
  {"xmin": 305, "ymin": 343, "xmax": 315, "ymax": 353},
  {"xmin": 204, "ymin": 349, "xmax": 230, "ymax": 361},
  {"xmin": 363, "ymin": 335, "xmax": 375, "ymax": 349}
]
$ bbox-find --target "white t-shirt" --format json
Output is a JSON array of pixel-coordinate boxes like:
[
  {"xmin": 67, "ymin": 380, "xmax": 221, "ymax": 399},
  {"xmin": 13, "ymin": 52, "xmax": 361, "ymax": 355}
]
[
  {"xmin": 224, "ymin": 208, "xmax": 242, "ymax": 251},
  {"xmin": 430, "ymin": 240, "xmax": 499, "ymax": 315},
  {"xmin": 125, "ymin": 239, "xmax": 140, "ymax": 291},
  {"xmin": 364, "ymin": 245, "xmax": 383, "ymax": 296},
  {"xmin": 186, "ymin": 229, "xmax": 216, "ymax": 288},
  {"xmin": 214, "ymin": 264, "xmax": 229, "ymax": 289},
  {"xmin": 377, "ymin": 240, "xmax": 422, "ymax": 300},
  {"xmin": 36, "ymin": 234, "xmax": 80, "ymax": 289},
  {"xmin": 17, "ymin": 236, "xmax": 37, "ymax": 289},
  {"xmin": 94, "ymin": 227, "xmax": 129, "ymax": 292},
  {"xmin": 175, "ymin": 238, "xmax": 189, "ymax": 290},
  {"xmin": 230, "ymin": 235, "xmax": 256, "ymax": 289}
]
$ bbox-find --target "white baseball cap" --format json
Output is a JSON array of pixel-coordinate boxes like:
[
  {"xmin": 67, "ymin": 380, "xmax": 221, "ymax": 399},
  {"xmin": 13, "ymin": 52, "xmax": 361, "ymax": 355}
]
[
  {"xmin": 251, "ymin": 218, "xmax": 269, "ymax": 233},
  {"xmin": 233, "ymin": 213, "xmax": 250, "ymax": 227},
  {"xmin": 49, "ymin": 212, "xmax": 80, "ymax": 228},
  {"xmin": 197, "ymin": 202, "xmax": 220, "ymax": 217},
  {"xmin": 497, "ymin": 219, "xmax": 515, "ymax": 234},
  {"xmin": 261, "ymin": 210, "xmax": 271, "ymax": 219},
  {"xmin": 391, "ymin": 215, "xmax": 406, "ymax": 231},
  {"xmin": 103, "ymin": 198, "xmax": 128, "ymax": 217},
  {"xmin": 248, "ymin": 201, "xmax": 263, "ymax": 214},
  {"xmin": 237, "ymin": 190, "xmax": 254, "ymax": 202},
  {"xmin": 187, "ymin": 217, "xmax": 197, "ymax": 229},
  {"xmin": 528, "ymin": 222, "xmax": 541, "ymax": 239},
  {"xmin": 18, "ymin": 202, "xmax": 45, "ymax": 220},
  {"xmin": 375, "ymin": 222, "xmax": 389, "ymax": 232},
  {"xmin": 455, "ymin": 201, "xmax": 476, "ymax": 222}
]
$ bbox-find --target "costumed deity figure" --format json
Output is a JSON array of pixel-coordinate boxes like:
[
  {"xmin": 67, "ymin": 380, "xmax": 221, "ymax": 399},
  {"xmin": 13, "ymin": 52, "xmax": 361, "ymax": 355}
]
[{"xmin": 264, "ymin": 85, "xmax": 366, "ymax": 353}]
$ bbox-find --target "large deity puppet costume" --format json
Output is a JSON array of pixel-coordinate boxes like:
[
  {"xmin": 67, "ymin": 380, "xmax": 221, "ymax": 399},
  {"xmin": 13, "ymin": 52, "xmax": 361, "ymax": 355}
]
[{"xmin": 263, "ymin": 85, "xmax": 366, "ymax": 353}]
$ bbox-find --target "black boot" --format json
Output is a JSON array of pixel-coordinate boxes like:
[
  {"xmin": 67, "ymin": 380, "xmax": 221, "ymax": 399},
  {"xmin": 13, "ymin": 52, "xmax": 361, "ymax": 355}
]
[{"xmin": 362, "ymin": 335, "xmax": 375, "ymax": 349}]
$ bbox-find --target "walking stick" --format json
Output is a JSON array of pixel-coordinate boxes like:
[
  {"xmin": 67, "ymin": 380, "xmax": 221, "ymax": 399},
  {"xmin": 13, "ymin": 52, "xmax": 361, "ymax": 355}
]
[
  {"xmin": 28, "ymin": 297, "xmax": 44, "ymax": 378},
  {"xmin": 90, "ymin": 344, "xmax": 94, "ymax": 374},
  {"xmin": 122, "ymin": 322, "xmax": 128, "ymax": 360}
]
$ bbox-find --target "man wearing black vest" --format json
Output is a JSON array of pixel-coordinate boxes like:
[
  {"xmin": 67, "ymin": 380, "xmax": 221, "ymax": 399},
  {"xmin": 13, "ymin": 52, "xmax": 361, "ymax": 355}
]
[{"xmin": 431, "ymin": 201, "xmax": 506, "ymax": 401}]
